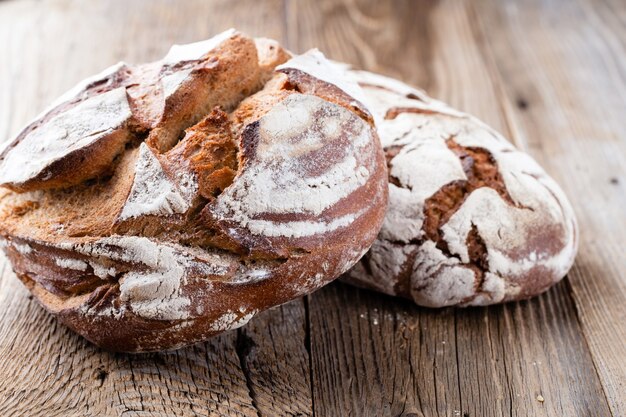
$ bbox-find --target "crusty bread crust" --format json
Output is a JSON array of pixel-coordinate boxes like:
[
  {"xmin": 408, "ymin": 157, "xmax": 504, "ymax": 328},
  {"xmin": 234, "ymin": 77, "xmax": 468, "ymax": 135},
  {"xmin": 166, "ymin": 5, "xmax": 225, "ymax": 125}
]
[
  {"xmin": 0, "ymin": 32, "xmax": 388, "ymax": 351},
  {"xmin": 0, "ymin": 29, "xmax": 261, "ymax": 192},
  {"xmin": 343, "ymin": 70, "xmax": 578, "ymax": 307}
]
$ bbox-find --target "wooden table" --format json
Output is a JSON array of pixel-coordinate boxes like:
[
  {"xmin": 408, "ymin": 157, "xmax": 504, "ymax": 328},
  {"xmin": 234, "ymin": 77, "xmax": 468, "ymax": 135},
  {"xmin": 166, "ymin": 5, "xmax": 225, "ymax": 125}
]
[{"xmin": 0, "ymin": 0, "xmax": 624, "ymax": 416}]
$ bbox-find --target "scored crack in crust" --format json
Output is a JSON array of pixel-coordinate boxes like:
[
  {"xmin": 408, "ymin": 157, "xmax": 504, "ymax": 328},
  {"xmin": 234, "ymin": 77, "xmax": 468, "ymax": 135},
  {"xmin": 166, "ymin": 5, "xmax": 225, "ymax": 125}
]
[
  {"xmin": 0, "ymin": 29, "xmax": 259, "ymax": 192},
  {"xmin": 0, "ymin": 32, "xmax": 388, "ymax": 351},
  {"xmin": 343, "ymin": 69, "xmax": 578, "ymax": 307}
]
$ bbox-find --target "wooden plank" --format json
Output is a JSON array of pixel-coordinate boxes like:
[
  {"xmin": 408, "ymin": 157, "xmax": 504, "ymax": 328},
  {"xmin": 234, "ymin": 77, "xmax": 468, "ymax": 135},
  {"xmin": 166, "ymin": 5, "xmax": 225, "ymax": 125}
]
[
  {"xmin": 0, "ymin": 1, "xmax": 315, "ymax": 416},
  {"xmin": 307, "ymin": 282, "xmax": 612, "ymax": 417},
  {"xmin": 237, "ymin": 301, "xmax": 314, "ymax": 417},
  {"xmin": 469, "ymin": 0, "xmax": 626, "ymax": 414},
  {"xmin": 308, "ymin": 283, "xmax": 462, "ymax": 417},
  {"xmin": 456, "ymin": 282, "xmax": 612, "ymax": 417}
]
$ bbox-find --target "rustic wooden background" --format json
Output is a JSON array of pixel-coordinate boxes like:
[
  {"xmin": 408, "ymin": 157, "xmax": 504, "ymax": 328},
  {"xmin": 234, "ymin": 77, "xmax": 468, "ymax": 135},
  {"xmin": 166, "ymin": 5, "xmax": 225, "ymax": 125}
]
[{"xmin": 0, "ymin": 0, "xmax": 624, "ymax": 416}]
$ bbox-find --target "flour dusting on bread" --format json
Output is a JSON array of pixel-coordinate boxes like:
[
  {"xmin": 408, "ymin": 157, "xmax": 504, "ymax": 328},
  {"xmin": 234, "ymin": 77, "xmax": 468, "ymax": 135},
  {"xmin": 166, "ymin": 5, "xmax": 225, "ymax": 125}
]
[
  {"xmin": 119, "ymin": 143, "xmax": 197, "ymax": 220},
  {"xmin": 55, "ymin": 258, "xmax": 89, "ymax": 271},
  {"xmin": 0, "ymin": 87, "xmax": 132, "ymax": 185},
  {"xmin": 345, "ymin": 70, "xmax": 577, "ymax": 307},
  {"xmin": 162, "ymin": 28, "xmax": 237, "ymax": 64},
  {"xmin": 210, "ymin": 308, "xmax": 257, "ymax": 332},
  {"xmin": 0, "ymin": 33, "xmax": 389, "ymax": 351},
  {"xmin": 68, "ymin": 236, "xmax": 232, "ymax": 320},
  {"xmin": 214, "ymin": 93, "xmax": 375, "ymax": 238},
  {"xmin": 277, "ymin": 49, "xmax": 370, "ymax": 112}
]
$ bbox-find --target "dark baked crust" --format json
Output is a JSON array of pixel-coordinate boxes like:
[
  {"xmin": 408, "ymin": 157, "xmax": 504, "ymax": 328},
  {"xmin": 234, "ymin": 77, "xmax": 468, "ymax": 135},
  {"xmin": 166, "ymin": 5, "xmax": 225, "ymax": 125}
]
[
  {"xmin": 0, "ymin": 34, "xmax": 388, "ymax": 351},
  {"xmin": 344, "ymin": 70, "xmax": 578, "ymax": 307},
  {"xmin": 0, "ymin": 31, "xmax": 261, "ymax": 192}
]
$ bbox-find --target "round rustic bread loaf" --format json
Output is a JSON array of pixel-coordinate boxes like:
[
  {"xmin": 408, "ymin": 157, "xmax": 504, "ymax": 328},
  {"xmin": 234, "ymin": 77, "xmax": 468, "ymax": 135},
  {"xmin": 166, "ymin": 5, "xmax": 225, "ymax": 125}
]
[
  {"xmin": 0, "ymin": 31, "xmax": 388, "ymax": 351},
  {"xmin": 343, "ymin": 70, "xmax": 578, "ymax": 307}
]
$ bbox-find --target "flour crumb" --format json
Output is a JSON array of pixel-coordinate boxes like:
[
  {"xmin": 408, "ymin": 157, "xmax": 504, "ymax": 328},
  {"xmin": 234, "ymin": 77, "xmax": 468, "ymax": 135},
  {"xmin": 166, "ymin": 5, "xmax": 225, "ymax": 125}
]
[{"xmin": 55, "ymin": 258, "xmax": 88, "ymax": 271}]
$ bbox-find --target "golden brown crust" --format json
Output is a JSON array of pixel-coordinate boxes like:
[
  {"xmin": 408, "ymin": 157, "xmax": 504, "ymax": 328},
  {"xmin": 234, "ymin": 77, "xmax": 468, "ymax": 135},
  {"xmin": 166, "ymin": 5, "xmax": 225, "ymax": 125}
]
[
  {"xmin": 166, "ymin": 108, "xmax": 239, "ymax": 200},
  {"xmin": 0, "ymin": 33, "xmax": 388, "ymax": 352},
  {"xmin": 0, "ymin": 31, "xmax": 261, "ymax": 192}
]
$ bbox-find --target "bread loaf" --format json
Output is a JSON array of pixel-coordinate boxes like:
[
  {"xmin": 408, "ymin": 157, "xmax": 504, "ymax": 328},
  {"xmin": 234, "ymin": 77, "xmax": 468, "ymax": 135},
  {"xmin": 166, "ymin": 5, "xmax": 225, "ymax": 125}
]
[
  {"xmin": 343, "ymin": 70, "xmax": 577, "ymax": 307},
  {"xmin": 0, "ymin": 31, "xmax": 388, "ymax": 351}
]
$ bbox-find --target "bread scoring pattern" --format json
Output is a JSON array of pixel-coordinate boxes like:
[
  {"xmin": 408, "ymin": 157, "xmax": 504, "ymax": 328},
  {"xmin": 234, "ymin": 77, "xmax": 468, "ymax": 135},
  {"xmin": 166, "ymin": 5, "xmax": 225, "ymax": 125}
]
[
  {"xmin": 345, "ymin": 70, "xmax": 577, "ymax": 307},
  {"xmin": 119, "ymin": 143, "xmax": 198, "ymax": 220},
  {"xmin": 213, "ymin": 94, "xmax": 374, "ymax": 240},
  {"xmin": 0, "ymin": 32, "xmax": 388, "ymax": 351}
]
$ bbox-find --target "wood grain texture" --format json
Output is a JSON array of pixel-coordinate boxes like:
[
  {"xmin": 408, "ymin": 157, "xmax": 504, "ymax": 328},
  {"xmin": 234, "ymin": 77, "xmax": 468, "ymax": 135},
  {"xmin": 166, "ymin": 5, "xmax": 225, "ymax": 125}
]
[
  {"xmin": 468, "ymin": 1, "xmax": 626, "ymax": 414},
  {"xmin": 0, "ymin": 0, "xmax": 624, "ymax": 416}
]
